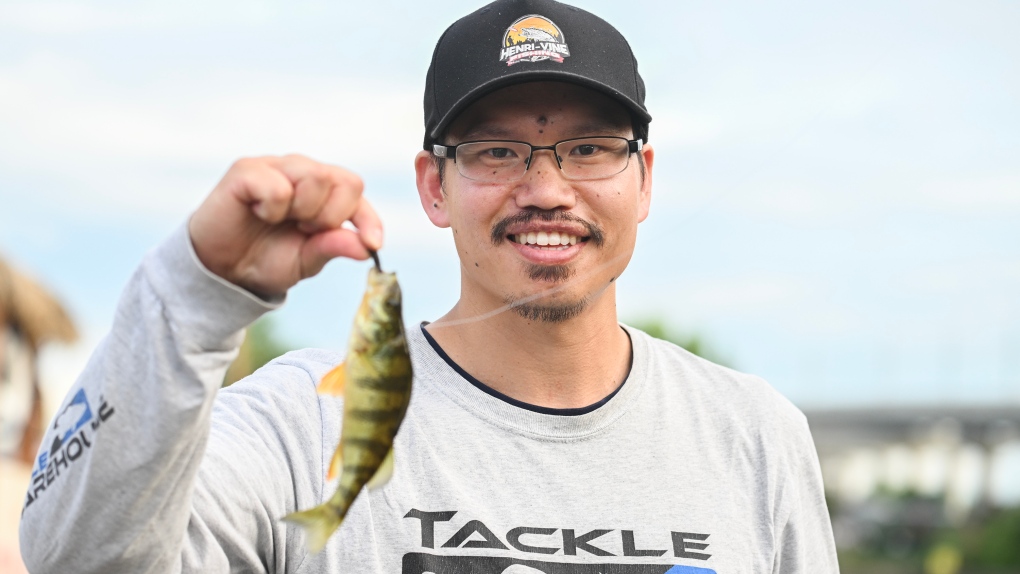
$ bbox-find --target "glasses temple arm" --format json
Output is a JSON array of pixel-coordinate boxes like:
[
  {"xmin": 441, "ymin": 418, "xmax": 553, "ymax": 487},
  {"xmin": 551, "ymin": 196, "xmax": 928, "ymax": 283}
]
[{"xmin": 432, "ymin": 144, "xmax": 455, "ymax": 159}]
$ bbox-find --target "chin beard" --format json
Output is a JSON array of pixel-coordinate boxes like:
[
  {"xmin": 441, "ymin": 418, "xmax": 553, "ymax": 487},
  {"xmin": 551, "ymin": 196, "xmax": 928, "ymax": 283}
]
[
  {"xmin": 505, "ymin": 295, "xmax": 590, "ymax": 323},
  {"xmin": 526, "ymin": 263, "xmax": 574, "ymax": 282}
]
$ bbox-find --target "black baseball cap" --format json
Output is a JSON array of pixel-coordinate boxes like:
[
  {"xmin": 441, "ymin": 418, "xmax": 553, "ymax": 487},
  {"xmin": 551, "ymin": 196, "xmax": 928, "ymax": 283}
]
[{"xmin": 423, "ymin": 0, "xmax": 652, "ymax": 149}]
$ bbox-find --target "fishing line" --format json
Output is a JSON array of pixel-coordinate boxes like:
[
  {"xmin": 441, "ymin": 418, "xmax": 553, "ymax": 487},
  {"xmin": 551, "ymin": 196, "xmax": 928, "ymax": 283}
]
[{"xmin": 427, "ymin": 250, "xmax": 633, "ymax": 329}]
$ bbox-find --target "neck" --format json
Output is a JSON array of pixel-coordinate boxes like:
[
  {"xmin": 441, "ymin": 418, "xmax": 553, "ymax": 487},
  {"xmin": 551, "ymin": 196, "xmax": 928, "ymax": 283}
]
[{"xmin": 425, "ymin": 283, "xmax": 631, "ymax": 410}]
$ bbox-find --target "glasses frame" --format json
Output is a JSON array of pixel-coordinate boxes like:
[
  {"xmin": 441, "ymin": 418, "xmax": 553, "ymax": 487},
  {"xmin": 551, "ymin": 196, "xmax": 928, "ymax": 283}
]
[{"xmin": 432, "ymin": 136, "xmax": 643, "ymax": 182}]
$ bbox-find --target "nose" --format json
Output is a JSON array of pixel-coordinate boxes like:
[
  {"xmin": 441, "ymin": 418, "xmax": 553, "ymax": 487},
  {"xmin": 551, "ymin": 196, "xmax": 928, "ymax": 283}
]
[{"xmin": 514, "ymin": 148, "xmax": 576, "ymax": 211}]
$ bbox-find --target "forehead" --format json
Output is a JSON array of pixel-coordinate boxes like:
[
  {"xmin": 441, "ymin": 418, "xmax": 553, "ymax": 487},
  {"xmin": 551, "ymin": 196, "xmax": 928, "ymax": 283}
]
[{"xmin": 446, "ymin": 81, "xmax": 632, "ymax": 142}]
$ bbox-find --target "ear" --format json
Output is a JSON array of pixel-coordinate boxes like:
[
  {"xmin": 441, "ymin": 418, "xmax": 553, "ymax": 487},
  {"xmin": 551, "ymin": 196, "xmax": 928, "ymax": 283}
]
[
  {"xmin": 637, "ymin": 143, "xmax": 654, "ymax": 223},
  {"xmin": 415, "ymin": 150, "xmax": 450, "ymax": 228}
]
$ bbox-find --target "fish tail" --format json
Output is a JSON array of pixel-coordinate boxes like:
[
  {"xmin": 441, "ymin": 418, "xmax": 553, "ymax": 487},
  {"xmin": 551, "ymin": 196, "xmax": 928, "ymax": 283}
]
[{"xmin": 282, "ymin": 502, "xmax": 346, "ymax": 553}]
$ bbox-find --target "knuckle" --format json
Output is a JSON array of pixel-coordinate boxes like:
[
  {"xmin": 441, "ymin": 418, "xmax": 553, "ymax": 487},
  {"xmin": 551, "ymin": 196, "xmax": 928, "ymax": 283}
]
[
  {"xmin": 230, "ymin": 156, "xmax": 260, "ymax": 173},
  {"xmin": 306, "ymin": 163, "xmax": 331, "ymax": 184},
  {"xmin": 268, "ymin": 182, "xmax": 292, "ymax": 202},
  {"xmin": 343, "ymin": 171, "xmax": 364, "ymax": 195},
  {"xmin": 282, "ymin": 152, "xmax": 308, "ymax": 162},
  {"xmin": 316, "ymin": 210, "xmax": 342, "ymax": 229}
]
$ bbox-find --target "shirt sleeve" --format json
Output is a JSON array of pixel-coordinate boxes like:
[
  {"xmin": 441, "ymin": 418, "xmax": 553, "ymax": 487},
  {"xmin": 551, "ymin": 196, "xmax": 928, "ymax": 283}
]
[
  {"xmin": 181, "ymin": 359, "xmax": 329, "ymax": 573},
  {"xmin": 771, "ymin": 412, "xmax": 840, "ymax": 573},
  {"xmin": 18, "ymin": 224, "xmax": 323, "ymax": 573}
]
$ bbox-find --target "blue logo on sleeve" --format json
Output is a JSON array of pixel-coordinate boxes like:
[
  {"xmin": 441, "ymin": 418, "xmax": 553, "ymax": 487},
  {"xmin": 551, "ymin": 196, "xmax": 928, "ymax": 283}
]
[
  {"xmin": 49, "ymin": 388, "xmax": 93, "ymax": 453},
  {"xmin": 25, "ymin": 388, "xmax": 115, "ymax": 509}
]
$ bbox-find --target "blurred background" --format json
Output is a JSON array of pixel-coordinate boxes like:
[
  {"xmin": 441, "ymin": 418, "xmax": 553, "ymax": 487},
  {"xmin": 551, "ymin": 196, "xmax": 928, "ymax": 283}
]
[{"xmin": 1, "ymin": 0, "xmax": 1018, "ymax": 572}]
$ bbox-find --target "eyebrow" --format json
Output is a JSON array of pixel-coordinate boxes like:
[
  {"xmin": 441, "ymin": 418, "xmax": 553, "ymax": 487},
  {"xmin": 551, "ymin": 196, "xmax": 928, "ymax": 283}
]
[
  {"xmin": 456, "ymin": 118, "xmax": 631, "ymax": 143},
  {"xmin": 456, "ymin": 124, "xmax": 517, "ymax": 142}
]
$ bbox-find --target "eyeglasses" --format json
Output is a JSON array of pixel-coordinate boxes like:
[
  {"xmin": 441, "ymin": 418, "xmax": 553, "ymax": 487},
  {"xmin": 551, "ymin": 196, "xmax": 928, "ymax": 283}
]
[{"xmin": 432, "ymin": 136, "xmax": 642, "ymax": 183}]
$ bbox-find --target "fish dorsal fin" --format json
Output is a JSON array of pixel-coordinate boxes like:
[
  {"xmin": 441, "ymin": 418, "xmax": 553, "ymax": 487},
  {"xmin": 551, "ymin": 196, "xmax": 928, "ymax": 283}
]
[
  {"xmin": 317, "ymin": 362, "xmax": 346, "ymax": 396},
  {"xmin": 366, "ymin": 448, "xmax": 395, "ymax": 490},
  {"xmin": 326, "ymin": 442, "xmax": 343, "ymax": 482}
]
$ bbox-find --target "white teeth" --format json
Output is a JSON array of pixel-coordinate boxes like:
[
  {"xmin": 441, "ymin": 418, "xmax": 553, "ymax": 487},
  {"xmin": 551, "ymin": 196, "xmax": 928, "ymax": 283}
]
[{"xmin": 515, "ymin": 232, "xmax": 581, "ymax": 246}]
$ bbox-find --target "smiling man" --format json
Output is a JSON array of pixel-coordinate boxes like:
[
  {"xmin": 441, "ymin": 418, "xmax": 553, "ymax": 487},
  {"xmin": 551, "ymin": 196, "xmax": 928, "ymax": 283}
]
[
  {"xmin": 418, "ymin": 81, "xmax": 647, "ymax": 410},
  {"xmin": 20, "ymin": 1, "xmax": 838, "ymax": 573}
]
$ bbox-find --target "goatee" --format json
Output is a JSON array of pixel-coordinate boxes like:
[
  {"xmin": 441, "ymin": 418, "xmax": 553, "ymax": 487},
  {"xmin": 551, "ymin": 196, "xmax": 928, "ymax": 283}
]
[{"xmin": 505, "ymin": 296, "xmax": 590, "ymax": 323}]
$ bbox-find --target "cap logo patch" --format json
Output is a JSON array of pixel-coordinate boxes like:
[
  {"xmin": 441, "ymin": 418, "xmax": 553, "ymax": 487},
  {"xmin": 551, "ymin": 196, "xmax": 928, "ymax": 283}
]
[{"xmin": 499, "ymin": 14, "xmax": 570, "ymax": 67}]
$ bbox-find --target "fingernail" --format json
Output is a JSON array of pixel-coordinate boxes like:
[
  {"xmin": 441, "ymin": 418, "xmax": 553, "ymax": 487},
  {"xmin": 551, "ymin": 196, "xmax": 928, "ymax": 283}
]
[{"xmin": 366, "ymin": 228, "xmax": 383, "ymax": 250}]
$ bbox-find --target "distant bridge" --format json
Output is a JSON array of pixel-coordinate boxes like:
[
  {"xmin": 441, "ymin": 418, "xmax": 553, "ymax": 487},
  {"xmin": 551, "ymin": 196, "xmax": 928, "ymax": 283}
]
[
  {"xmin": 803, "ymin": 405, "xmax": 1020, "ymax": 512},
  {"xmin": 805, "ymin": 405, "xmax": 1020, "ymax": 453}
]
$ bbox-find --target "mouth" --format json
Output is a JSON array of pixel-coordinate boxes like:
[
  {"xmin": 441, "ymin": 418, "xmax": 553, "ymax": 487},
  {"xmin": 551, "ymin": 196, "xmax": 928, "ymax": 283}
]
[
  {"xmin": 490, "ymin": 210, "xmax": 605, "ymax": 249},
  {"xmin": 508, "ymin": 230, "xmax": 588, "ymax": 250}
]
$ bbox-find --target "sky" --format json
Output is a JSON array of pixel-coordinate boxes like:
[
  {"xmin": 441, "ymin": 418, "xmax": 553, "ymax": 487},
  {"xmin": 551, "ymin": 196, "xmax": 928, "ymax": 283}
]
[{"xmin": 1, "ymin": 0, "xmax": 1018, "ymax": 410}]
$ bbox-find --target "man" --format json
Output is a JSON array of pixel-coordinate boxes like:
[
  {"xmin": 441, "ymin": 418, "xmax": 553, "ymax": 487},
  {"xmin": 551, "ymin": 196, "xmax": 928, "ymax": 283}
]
[{"xmin": 20, "ymin": 0, "xmax": 839, "ymax": 572}]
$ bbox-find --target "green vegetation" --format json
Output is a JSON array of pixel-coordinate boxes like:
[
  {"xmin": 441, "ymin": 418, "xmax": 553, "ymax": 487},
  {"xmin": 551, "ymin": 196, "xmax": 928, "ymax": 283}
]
[
  {"xmin": 836, "ymin": 495, "xmax": 1020, "ymax": 574},
  {"xmin": 223, "ymin": 317, "xmax": 293, "ymax": 386},
  {"xmin": 960, "ymin": 506, "xmax": 1020, "ymax": 569},
  {"xmin": 626, "ymin": 318, "xmax": 732, "ymax": 367}
]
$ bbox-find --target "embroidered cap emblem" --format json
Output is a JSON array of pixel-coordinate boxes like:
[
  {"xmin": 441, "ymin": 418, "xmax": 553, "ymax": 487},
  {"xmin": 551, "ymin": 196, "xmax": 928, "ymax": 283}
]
[{"xmin": 499, "ymin": 14, "xmax": 570, "ymax": 66}]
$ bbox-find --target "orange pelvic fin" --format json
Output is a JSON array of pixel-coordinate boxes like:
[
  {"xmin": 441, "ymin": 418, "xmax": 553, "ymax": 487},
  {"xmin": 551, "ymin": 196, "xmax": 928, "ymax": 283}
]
[
  {"xmin": 317, "ymin": 362, "xmax": 346, "ymax": 396},
  {"xmin": 326, "ymin": 443, "xmax": 343, "ymax": 482}
]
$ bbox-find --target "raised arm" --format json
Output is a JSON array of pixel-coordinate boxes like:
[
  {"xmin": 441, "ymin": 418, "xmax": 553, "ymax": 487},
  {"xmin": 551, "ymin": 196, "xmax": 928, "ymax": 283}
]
[{"xmin": 19, "ymin": 155, "xmax": 381, "ymax": 573}]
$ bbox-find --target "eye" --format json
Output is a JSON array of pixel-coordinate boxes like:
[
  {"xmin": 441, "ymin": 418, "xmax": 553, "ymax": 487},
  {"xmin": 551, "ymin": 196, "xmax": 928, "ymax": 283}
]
[
  {"xmin": 484, "ymin": 146, "xmax": 517, "ymax": 159},
  {"xmin": 570, "ymin": 144, "xmax": 600, "ymax": 156}
]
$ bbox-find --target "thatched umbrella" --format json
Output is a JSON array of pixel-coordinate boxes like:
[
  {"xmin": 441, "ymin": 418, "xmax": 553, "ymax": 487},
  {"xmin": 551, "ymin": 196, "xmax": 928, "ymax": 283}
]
[
  {"xmin": 0, "ymin": 257, "xmax": 77, "ymax": 350},
  {"xmin": 0, "ymin": 255, "xmax": 78, "ymax": 464}
]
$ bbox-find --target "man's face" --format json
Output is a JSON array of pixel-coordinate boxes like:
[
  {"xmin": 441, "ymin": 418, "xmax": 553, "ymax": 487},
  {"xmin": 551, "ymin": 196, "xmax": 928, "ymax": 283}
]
[{"xmin": 416, "ymin": 81, "xmax": 653, "ymax": 323}]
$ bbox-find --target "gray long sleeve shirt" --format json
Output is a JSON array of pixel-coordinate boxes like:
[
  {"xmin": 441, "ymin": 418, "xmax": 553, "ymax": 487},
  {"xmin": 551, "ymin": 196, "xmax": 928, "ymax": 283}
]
[{"xmin": 19, "ymin": 225, "xmax": 839, "ymax": 573}]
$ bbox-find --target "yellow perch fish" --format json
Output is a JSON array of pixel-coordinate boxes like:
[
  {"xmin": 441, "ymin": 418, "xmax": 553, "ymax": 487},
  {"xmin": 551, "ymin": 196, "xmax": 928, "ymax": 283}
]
[{"xmin": 283, "ymin": 252, "xmax": 412, "ymax": 553}]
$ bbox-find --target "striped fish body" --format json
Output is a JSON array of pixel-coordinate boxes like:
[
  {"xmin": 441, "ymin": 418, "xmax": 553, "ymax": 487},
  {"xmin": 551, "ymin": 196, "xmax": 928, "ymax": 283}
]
[
  {"xmin": 283, "ymin": 266, "xmax": 412, "ymax": 553},
  {"xmin": 334, "ymin": 268, "xmax": 412, "ymax": 499}
]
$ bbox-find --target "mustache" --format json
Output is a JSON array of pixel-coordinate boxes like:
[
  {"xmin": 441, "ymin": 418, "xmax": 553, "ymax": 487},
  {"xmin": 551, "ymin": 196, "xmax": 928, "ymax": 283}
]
[{"xmin": 490, "ymin": 210, "xmax": 605, "ymax": 247}]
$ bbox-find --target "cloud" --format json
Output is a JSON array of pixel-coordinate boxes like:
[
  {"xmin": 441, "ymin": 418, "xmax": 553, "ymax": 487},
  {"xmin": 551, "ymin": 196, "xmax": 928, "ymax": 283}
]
[
  {"xmin": 650, "ymin": 67, "xmax": 899, "ymax": 151},
  {"xmin": 916, "ymin": 173, "xmax": 1020, "ymax": 213},
  {"xmin": 372, "ymin": 198, "xmax": 452, "ymax": 252},
  {"xmin": 895, "ymin": 258, "xmax": 1020, "ymax": 296},
  {"xmin": 621, "ymin": 272, "xmax": 811, "ymax": 320},
  {"xmin": 0, "ymin": 53, "xmax": 422, "ymax": 219},
  {"xmin": 0, "ymin": 2, "xmax": 151, "ymax": 33},
  {"xmin": 0, "ymin": 1, "xmax": 278, "ymax": 34}
]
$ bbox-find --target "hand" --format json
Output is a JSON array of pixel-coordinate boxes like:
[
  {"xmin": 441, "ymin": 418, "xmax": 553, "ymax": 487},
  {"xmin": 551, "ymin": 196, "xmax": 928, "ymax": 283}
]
[{"xmin": 188, "ymin": 155, "xmax": 383, "ymax": 299}]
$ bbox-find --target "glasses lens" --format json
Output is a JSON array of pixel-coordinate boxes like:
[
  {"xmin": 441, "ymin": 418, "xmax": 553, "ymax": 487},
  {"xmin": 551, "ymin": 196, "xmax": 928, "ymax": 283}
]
[
  {"xmin": 455, "ymin": 141, "xmax": 532, "ymax": 182},
  {"xmin": 556, "ymin": 137, "xmax": 631, "ymax": 180}
]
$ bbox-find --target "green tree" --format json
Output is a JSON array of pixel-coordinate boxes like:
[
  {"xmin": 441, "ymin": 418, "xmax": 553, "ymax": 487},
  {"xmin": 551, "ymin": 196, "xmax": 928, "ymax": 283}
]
[
  {"xmin": 626, "ymin": 318, "xmax": 732, "ymax": 368},
  {"xmin": 964, "ymin": 506, "xmax": 1020, "ymax": 568}
]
